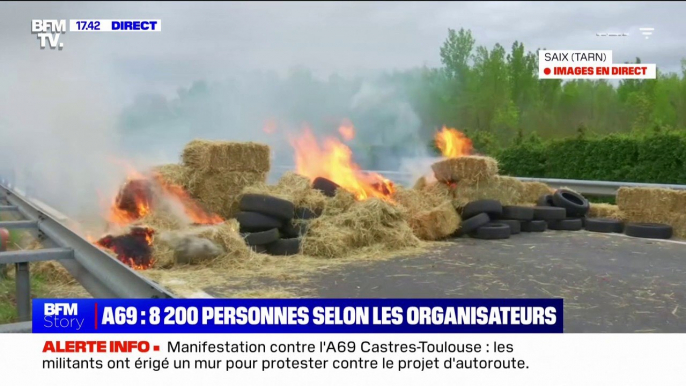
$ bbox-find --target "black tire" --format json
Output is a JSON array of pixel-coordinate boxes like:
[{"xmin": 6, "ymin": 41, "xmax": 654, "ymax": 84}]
[
  {"xmin": 521, "ymin": 220, "xmax": 547, "ymax": 232},
  {"xmin": 462, "ymin": 199, "xmax": 503, "ymax": 219},
  {"xmin": 537, "ymin": 194, "xmax": 554, "ymax": 207},
  {"xmin": 312, "ymin": 177, "xmax": 340, "ymax": 197},
  {"xmin": 281, "ymin": 221, "xmax": 309, "ymax": 239},
  {"xmin": 624, "ymin": 223, "xmax": 673, "ymax": 239},
  {"xmin": 500, "ymin": 206, "xmax": 534, "ymax": 221},
  {"xmin": 266, "ymin": 238, "xmax": 301, "ymax": 256},
  {"xmin": 547, "ymin": 218, "xmax": 583, "ymax": 231},
  {"xmin": 294, "ymin": 207, "xmax": 320, "ymax": 220},
  {"xmin": 240, "ymin": 194, "xmax": 295, "ymax": 221},
  {"xmin": 533, "ymin": 206, "xmax": 566, "ymax": 221},
  {"xmin": 457, "ymin": 212, "xmax": 491, "ymax": 236},
  {"xmin": 552, "ymin": 189, "xmax": 590, "ymax": 216},
  {"xmin": 491, "ymin": 219, "xmax": 521, "ymax": 234},
  {"xmin": 585, "ymin": 218, "xmax": 623, "ymax": 233},
  {"xmin": 241, "ymin": 228, "xmax": 280, "ymax": 246},
  {"xmin": 235, "ymin": 211, "xmax": 284, "ymax": 232},
  {"xmin": 469, "ymin": 223, "xmax": 511, "ymax": 240}
]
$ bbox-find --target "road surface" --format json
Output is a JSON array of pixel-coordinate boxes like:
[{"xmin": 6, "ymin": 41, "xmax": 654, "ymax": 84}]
[{"xmin": 210, "ymin": 231, "xmax": 686, "ymax": 333}]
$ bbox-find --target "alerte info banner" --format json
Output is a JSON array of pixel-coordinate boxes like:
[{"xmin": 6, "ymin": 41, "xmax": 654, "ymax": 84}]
[{"xmin": 32, "ymin": 298, "xmax": 563, "ymax": 333}]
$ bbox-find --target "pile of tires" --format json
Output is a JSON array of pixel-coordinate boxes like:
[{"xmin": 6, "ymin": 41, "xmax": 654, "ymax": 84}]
[
  {"xmin": 236, "ymin": 194, "xmax": 320, "ymax": 256},
  {"xmin": 457, "ymin": 199, "xmax": 539, "ymax": 240},
  {"xmin": 537, "ymin": 189, "xmax": 673, "ymax": 239}
]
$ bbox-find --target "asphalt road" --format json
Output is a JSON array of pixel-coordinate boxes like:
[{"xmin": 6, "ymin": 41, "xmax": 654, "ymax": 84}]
[{"xmin": 217, "ymin": 231, "xmax": 686, "ymax": 333}]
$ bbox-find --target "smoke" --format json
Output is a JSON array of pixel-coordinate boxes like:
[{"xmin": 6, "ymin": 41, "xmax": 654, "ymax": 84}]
[{"xmin": 0, "ymin": 5, "xmax": 436, "ymax": 226}]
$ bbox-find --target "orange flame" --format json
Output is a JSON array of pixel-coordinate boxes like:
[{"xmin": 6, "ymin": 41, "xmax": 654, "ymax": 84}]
[
  {"xmin": 152, "ymin": 174, "xmax": 223, "ymax": 225},
  {"xmin": 338, "ymin": 120, "xmax": 355, "ymax": 141},
  {"xmin": 289, "ymin": 127, "xmax": 395, "ymax": 201},
  {"xmin": 95, "ymin": 226, "xmax": 156, "ymax": 270},
  {"xmin": 104, "ymin": 161, "xmax": 223, "ymax": 227},
  {"xmin": 435, "ymin": 126, "xmax": 473, "ymax": 158}
]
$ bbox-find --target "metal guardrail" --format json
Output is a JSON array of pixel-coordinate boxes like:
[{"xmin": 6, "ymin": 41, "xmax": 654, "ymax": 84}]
[
  {"xmin": 0, "ymin": 183, "xmax": 174, "ymax": 332},
  {"xmin": 3, "ymin": 168, "xmax": 685, "ymax": 333},
  {"xmin": 271, "ymin": 166, "xmax": 686, "ymax": 197}
]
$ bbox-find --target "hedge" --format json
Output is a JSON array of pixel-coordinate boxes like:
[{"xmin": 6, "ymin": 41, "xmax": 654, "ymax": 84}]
[{"xmin": 497, "ymin": 133, "xmax": 686, "ymax": 184}]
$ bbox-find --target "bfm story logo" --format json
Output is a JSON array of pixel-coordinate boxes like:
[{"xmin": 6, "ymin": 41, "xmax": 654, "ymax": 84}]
[{"xmin": 44, "ymin": 303, "xmax": 85, "ymax": 330}]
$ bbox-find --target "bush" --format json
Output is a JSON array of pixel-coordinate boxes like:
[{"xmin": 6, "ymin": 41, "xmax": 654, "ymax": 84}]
[{"xmin": 497, "ymin": 132, "xmax": 686, "ymax": 184}]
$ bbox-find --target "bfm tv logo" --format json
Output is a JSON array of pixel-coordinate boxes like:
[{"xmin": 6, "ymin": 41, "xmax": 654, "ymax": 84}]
[
  {"xmin": 31, "ymin": 20, "xmax": 66, "ymax": 50},
  {"xmin": 44, "ymin": 303, "xmax": 85, "ymax": 330}
]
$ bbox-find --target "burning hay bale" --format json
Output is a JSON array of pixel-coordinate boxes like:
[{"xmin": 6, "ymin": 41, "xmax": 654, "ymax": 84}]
[
  {"xmin": 450, "ymin": 175, "xmax": 524, "ymax": 208},
  {"xmin": 519, "ymin": 181, "xmax": 554, "ymax": 204},
  {"xmin": 302, "ymin": 198, "xmax": 420, "ymax": 258},
  {"xmin": 393, "ymin": 187, "xmax": 460, "ymax": 240},
  {"xmin": 152, "ymin": 164, "xmax": 190, "ymax": 188},
  {"xmin": 96, "ymin": 226, "xmax": 155, "ymax": 269},
  {"xmin": 588, "ymin": 203, "xmax": 625, "ymax": 220},
  {"xmin": 182, "ymin": 139, "xmax": 271, "ymax": 173},
  {"xmin": 617, "ymin": 187, "xmax": 686, "ymax": 239},
  {"xmin": 431, "ymin": 156, "xmax": 498, "ymax": 184}
]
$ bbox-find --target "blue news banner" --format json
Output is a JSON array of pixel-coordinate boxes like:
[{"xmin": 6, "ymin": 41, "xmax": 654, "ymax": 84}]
[{"xmin": 33, "ymin": 299, "xmax": 563, "ymax": 334}]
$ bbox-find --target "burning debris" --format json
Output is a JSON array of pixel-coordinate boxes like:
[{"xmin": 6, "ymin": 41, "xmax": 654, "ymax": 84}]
[
  {"xmin": 289, "ymin": 126, "xmax": 396, "ymax": 201},
  {"xmin": 96, "ymin": 226, "xmax": 155, "ymax": 269},
  {"xmin": 88, "ymin": 122, "xmax": 558, "ymax": 276}
]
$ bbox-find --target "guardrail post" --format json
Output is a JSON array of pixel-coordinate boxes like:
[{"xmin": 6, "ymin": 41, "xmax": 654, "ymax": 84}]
[{"xmin": 15, "ymin": 262, "xmax": 30, "ymax": 322}]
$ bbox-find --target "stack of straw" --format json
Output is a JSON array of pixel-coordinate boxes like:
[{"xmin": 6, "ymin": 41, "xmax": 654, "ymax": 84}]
[
  {"xmin": 430, "ymin": 156, "xmax": 554, "ymax": 209},
  {"xmin": 617, "ymin": 187, "xmax": 686, "ymax": 238},
  {"xmin": 302, "ymin": 196, "xmax": 420, "ymax": 258},
  {"xmin": 393, "ymin": 184, "xmax": 460, "ymax": 241},
  {"xmin": 182, "ymin": 140, "xmax": 270, "ymax": 218}
]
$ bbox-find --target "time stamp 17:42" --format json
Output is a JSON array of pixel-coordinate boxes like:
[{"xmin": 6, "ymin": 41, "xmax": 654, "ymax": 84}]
[{"xmin": 71, "ymin": 20, "xmax": 160, "ymax": 31}]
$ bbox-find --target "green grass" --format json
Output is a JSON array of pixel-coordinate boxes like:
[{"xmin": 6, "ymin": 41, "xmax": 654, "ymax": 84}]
[{"xmin": 0, "ymin": 272, "xmax": 48, "ymax": 324}]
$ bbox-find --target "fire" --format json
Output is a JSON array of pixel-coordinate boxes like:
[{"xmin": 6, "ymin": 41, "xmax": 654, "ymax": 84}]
[
  {"xmin": 96, "ymin": 226, "xmax": 155, "ymax": 270},
  {"xmin": 435, "ymin": 126, "xmax": 473, "ymax": 158},
  {"xmin": 109, "ymin": 178, "xmax": 154, "ymax": 226},
  {"xmin": 338, "ymin": 120, "xmax": 355, "ymax": 141},
  {"xmin": 152, "ymin": 174, "xmax": 223, "ymax": 225},
  {"xmin": 289, "ymin": 127, "xmax": 395, "ymax": 200}
]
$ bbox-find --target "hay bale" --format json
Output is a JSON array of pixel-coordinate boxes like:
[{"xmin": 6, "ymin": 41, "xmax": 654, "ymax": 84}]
[
  {"xmin": 617, "ymin": 187, "xmax": 686, "ymax": 239},
  {"xmin": 588, "ymin": 203, "xmax": 625, "ymax": 220},
  {"xmin": 519, "ymin": 181, "xmax": 553, "ymax": 204},
  {"xmin": 431, "ymin": 156, "xmax": 498, "ymax": 184},
  {"xmin": 393, "ymin": 186, "xmax": 460, "ymax": 240},
  {"xmin": 132, "ymin": 209, "xmax": 185, "ymax": 232},
  {"xmin": 413, "ymin": 176, "xmax": 428, "ymax": 190},
  {"xmin": 187, "ymin": 170, "xmax": 267, "ymax": 218},
  {"xmin": 451, "ymin": 175, "xmax": 524, "ymax": 208},
  {"xmin": 182, "ymin": 140, "xmax": 270, "ymax": 173},
  {"xmin": 617, "ymin": 187, "xmax": 685, "ymax": 214},
  {"xmin": 152, "ymin": 164, "xmax": 189, "ymax": 188},
  {"xmin": 302, "ymin": 198, "xmax": 420, "ymax": 258},
  {"xmin": 322, "ymin": 189, "xmax": 356, "ymax": 217}
]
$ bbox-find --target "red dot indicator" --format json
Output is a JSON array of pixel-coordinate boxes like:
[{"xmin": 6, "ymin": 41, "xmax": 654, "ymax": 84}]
[{"xmin": 544, "ymin": 68, "xmax": 551, "ymax": 75}]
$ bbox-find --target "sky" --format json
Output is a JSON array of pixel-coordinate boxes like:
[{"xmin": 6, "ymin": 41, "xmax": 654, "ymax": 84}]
[
  {"xmin": 0, "ymin": 1, "xmax": 684, "ymax": 218},
  {"xmin": 1, "ymin": 1, "xmax": 684, "ymax": 99}
]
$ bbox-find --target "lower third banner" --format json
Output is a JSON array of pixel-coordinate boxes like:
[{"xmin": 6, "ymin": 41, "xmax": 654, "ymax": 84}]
[{"xmin": 32, "ymin": 298, "xmax": 563, "ymax": 333}]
